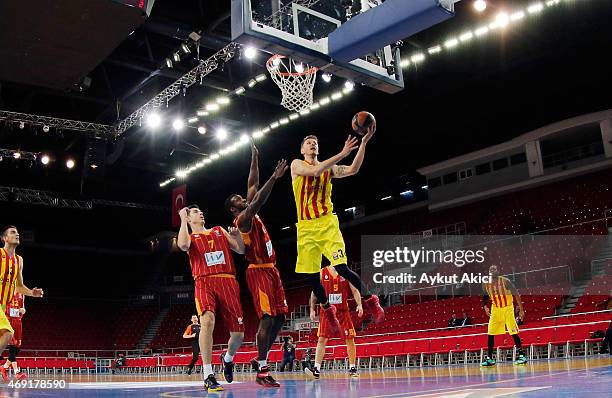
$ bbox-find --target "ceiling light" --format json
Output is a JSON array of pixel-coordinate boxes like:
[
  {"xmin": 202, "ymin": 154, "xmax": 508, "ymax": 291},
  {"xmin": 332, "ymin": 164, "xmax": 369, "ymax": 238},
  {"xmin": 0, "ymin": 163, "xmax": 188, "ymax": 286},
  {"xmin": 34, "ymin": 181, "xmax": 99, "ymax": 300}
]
[
  {"xmin": 216, "ymin": 97, "xmax": 230, "ymax": 105},
  {"xmin": 321, "ymin": 73, "xmax": 332, "ymax": 83},
  {"xmin": 181, "ymin": 43, "xmax": 191, "ymax": 54},
  {"xmin": 294, "ymin": 63, "xmax": 305, "ymax": 73},
  {"xmin": 147, "ymin": 112, "xmax": 162, "ymax": 128},
  {"xmin": 206, "ymin": 103, "xmax": 220, "ymax": 112},
  {"xmin": 240, "ymin": 134, "xmax": 250, "ymax": 144},
  {"xmin": 172, "ymin": 119, "xmax": 184, "ymax": 131},
  {"xmin": 244, "ymin": 47, "xmax": 257, "ymax": 59},
  {"xmin": 42, "ymin": 125, "xmax": 50, "ymax": 133},
  {"xmin": 40, "ymin": 155, "xmax": 50, "ymax": 165},
  {"xmin": 344, "ymin": 81, "xmax": 355, "ymax": 90},
  {"xmin": 197, "ymin": 126, "xmax": 207, "ymax": 135},
  {"xmin": 66, "ymin": 159, "xmax": 75, "ymax": 169},
  {"xmin": 255, "ymin": 74, "xmax": 267, "ymax": 82},
  {"xmin": 196, "ymin": 110, "xmax": 209, "ymax": 117},
  {"xmin": 188, "ymin": 117, "xmax": 198, "ymax": 124},
  {"xmin": 18, "ymin": 122, "xmax": 25, "ymax": 129},
  {"xmin": 234, "ymin": 87, "xmax": 246, "ymax": 95},
  {"xmin": 13, "ymin": 152, "xmax": 21, "ymax": 159},
  {"xmin": 248, "ymin": 79, "xmax": 257, "ymax": 87},
  {"xmin": 428, "ymin": 46, "xmax": 442, "ymax": 54},
  {"xmin": 474, "ymin": 0, "xmax": 487, "ymax": 12},
  {"xmin": 173, "ymin": 52, "xmax": 181, "ymax": 62},
  {"xmin": 165, "ymin": 58, "xmax": 173, "ymax": 68},
  {"xmin": 217, "ymin": 128, "xmax": 228, "ymax": 140}
]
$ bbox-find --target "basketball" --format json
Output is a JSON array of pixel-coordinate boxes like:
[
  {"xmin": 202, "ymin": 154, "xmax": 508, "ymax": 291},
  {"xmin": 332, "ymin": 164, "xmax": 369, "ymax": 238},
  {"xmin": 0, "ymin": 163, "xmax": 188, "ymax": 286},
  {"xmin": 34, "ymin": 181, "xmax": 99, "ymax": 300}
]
[{"xmin": 351, "ymin": 111, "xmax": 376, "ymax": 135}]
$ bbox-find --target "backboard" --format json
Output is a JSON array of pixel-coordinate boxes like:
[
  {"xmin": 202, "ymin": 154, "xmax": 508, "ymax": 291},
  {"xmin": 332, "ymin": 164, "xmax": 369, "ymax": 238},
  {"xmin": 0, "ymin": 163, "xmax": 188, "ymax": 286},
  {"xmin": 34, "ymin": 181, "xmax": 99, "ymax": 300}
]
[{"xmin": 231, "ymin": 0, "xmax": 408, "ymax": 94}]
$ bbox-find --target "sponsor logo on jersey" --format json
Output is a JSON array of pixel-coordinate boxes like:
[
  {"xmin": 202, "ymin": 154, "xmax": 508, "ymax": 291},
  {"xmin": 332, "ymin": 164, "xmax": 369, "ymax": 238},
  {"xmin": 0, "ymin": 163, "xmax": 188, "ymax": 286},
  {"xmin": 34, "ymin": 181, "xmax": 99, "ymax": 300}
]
[{"xmin": 204, "ymin": 251, "xmax": 225, "ymax": 266}]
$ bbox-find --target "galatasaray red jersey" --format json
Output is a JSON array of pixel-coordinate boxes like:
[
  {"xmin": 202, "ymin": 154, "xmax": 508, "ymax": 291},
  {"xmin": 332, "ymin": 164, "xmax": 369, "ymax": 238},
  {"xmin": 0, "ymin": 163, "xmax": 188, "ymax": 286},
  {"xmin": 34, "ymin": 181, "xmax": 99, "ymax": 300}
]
[
  {"xmin": 7, "ymin": 292, "xmax": 25, "ymax": 320},
  {"xmin": 188, "ymin": 226, "xmax": 236, "ymax": 278},
  {"xmin": 235, "ymin": 215, "xmax": 276, "ymax": 265},
  {"xmin": 321, "ymin": 267, "xmax": 350, "ymax": 312}
]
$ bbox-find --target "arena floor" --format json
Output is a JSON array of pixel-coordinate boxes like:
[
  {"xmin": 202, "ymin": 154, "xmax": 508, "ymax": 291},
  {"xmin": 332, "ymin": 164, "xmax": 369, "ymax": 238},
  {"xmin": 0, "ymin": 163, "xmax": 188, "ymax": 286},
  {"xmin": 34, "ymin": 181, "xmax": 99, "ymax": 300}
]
[{"xmin": 0, "ymin": 357, "xmax": 610, "ymax": 397}]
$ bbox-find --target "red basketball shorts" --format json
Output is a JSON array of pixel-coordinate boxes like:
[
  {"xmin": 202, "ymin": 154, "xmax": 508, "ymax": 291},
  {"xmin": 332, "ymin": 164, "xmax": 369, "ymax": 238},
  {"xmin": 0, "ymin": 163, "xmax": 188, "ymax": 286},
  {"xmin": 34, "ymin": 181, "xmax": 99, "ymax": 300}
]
[
  {"xmin": 194, "ymin": 274, "xmax": 244, "ymax": 333},
  {"xmin": 246, "ymin": 264, "xmax": 288, "ymax": 319},
  {"xmin": 318, "ymin": 308, "xmax": 355, "ymax": 339}
]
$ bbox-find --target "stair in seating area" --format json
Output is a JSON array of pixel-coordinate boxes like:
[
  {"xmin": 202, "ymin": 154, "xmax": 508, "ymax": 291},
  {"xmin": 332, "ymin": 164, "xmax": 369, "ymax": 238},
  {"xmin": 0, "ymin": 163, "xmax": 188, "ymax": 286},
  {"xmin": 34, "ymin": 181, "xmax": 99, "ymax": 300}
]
[{"xmin": 136, "ymin": 307, "xmax": 169, "ymax": 350}]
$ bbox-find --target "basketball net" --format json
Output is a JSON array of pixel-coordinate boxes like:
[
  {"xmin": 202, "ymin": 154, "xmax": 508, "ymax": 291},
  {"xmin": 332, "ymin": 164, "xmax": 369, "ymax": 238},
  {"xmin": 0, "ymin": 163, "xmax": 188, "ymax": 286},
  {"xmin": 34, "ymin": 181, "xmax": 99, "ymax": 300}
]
[{"xmin": 266, "ymin": 55, "xmax": 318, "ymax": 112}]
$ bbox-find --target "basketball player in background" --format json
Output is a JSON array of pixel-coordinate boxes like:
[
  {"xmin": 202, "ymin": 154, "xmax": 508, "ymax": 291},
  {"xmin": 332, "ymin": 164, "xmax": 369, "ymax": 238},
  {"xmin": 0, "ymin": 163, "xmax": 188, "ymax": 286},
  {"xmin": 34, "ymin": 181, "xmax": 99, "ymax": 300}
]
[
  {"xmin": 182, "ymin": 315, "xmax": 201, "ymax": 375},
  {"xmin": 2, "ymin": 292, "xmax": 26, "ymax": 381},
  {"xmin": 306, "ymin": 265, "xmax": 363, "ymax": 379},
  {"xmin": 225, "ymin": 143, "xmax": 289, "ymax": 387},
  {"xmin": 481, "ymin": 265, "xmax": 528, "ymax": 367},
  {"xmin": 291, "ymin": 126, "xmax": 384, "ymax": 332},
  {"xmin": 177, "ymin": 208, "xmax": 245, "ymax": 392},
  {"xmin": 0, "ymin": 226, "xmax": 44, "ymax": 383}
]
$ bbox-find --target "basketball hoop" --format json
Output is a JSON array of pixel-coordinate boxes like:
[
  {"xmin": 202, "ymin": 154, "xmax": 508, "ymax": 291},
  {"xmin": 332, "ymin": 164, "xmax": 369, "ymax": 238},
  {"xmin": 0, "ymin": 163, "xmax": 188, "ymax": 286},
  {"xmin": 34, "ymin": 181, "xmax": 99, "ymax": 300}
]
[{"xmin": 266, "ymin": 54, "xmax": 318, "ymax": 112}]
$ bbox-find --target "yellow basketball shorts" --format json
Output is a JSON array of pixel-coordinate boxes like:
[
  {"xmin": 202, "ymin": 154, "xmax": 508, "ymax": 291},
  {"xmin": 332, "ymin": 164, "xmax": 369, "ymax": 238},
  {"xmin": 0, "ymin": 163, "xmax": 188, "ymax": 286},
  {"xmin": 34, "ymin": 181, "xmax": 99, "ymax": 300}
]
[
  {"xmin": 488, "ymin": 305, "xmax": 519, "ymax": 335},
  {"xmin": 295, "ymin": 213, "xmax": 347, "ymax": 274},
  {"xmin": 0, "ymin": 306, "xmax": 15, "ymax": 334}
]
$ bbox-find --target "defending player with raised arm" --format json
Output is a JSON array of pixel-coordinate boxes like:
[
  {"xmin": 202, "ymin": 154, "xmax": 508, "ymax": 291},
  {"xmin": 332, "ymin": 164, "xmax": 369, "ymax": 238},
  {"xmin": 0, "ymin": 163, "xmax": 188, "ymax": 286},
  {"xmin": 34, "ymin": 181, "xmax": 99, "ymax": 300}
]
[
  {"xmin": 176, "ymin": 206, "xmax": 245, "ymax": 392},
  {"xmin": 0, "ymin": 226, "xmax": 44, "ymax": 383},
  {"xmin": 481, "ymin": 265, "xmax": 527, "ymax": 367},
  {"xmin": 291, "ymin": 125, "xmax": 384, "ymax": 334},
  {"xmin": 225, "ymin": 143, "xmax": 289, "ymax": 388}
]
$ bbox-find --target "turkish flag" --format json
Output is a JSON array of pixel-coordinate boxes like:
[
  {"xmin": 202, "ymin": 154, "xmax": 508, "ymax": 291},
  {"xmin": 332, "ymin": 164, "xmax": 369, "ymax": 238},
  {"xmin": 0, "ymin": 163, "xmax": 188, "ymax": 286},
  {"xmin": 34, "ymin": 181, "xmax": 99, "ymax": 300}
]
[{"xmin": 172, "ymin": 185, "xmax": 187, "ymax": 227}]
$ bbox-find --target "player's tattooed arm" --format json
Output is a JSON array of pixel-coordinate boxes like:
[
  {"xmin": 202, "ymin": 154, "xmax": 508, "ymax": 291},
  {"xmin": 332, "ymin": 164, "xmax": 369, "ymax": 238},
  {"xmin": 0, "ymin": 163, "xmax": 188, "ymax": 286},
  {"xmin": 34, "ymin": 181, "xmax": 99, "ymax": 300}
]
[
  {"xmin": 291, "ymin": 136, "xmax": 358, "ymax": 179},
  {"xmin": 332, "ymin": 133, "xmax": 372, "ymax": 179}
]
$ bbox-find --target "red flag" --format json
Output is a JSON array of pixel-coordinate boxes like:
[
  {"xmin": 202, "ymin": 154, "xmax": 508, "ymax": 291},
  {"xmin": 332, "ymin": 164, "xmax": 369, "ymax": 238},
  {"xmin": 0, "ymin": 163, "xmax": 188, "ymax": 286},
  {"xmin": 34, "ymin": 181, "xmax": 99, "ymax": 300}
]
[{"xmin": 172, "ymin": 185, "xmax": 187, "ymax": 227}]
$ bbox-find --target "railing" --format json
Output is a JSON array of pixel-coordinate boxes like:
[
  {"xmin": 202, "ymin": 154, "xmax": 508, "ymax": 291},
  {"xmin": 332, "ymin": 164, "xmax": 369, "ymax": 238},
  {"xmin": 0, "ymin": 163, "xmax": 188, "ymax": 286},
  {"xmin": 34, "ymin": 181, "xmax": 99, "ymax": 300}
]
[
  {"xmin": 542, "ymin": 309, "xmax": 612, "ymax": 320},
  {"xmin": 394, "ymin": 265, "xmax": 572, "ymax": 304}
]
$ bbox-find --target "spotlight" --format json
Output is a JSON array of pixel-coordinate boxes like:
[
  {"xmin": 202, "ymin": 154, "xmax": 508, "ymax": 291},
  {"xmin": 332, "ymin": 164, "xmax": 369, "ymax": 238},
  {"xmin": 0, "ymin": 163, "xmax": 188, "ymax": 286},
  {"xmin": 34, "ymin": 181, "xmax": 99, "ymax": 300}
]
[
  {"xmin": 13, "ymin": 152, "xmax": 21, "ymax": 159},
  {"xmin": 66, "ymin": 159, "xmax": 75, "ymax": 169},
  {"xmin": 495, "ymin": 12, "xmax": 509, "ymax": 28},
  {"xmin": 42, "ymin": 125, "xmax": 50, "ymax": 133},
  {"xmin": 41, "ymin": 154, "xmax": 50, "ymax": 165},
  {"xmin": 18, "ymin": 122, "xmax": 25, "ymax": 129},
  {"xmin": 90, "ymin": 164, "xmax": 98, "ymax": 169},
  {"xmin": 181, "ymin": 43, "xmax": 191, "ymax": 54},
  {"xmin": 344, "ymin": 81, "xmax": 355, "ymax": 90},
  {"xmin": 321, "ymin": 73, "xmax": 332, "ymax": 83},
  {"xmin": 240, "ymin": 134, "xmax": 250, "ymax": 144},
  {"xmin": 173, "ymin": 52, "xmax": 181, "ymax": 62},
  {"xmin": 146, "ymin": 112, "xmax": 162, "ymax": 129},
  {"xmin": 197, "ymin": 126, "xmax": 207, "ymax": 135},
  {"xmin": 217, "ymin": 128, "xmax": 228, "ymax": 141},
  {"xmin": 165, "ymin": 58, "xmax": 173, "ymax": 68},
  {"xmin": 474, "ymin": 0, "xmax": 486, "ymax": 12},
  {"xmin": 172, "ymin": 119, "xmax": 184, "ymax": 131},
  {"xmin": 244, "ymin": 47, "xmax": 257, "ymax": 59}
]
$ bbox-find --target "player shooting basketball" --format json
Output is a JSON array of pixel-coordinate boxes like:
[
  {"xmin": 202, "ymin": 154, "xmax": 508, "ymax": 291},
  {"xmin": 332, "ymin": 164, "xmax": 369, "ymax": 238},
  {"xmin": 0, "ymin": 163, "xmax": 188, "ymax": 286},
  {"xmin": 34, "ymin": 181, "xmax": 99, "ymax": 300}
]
[
  {"xmin": 290, "ymin": 123, "xmax": 384, "ymax": 333},
  {"xmin": 225, "ymin": 142, "xmax": 289, "ymax": 388},
  {"xmin": 481, "ymin": 265, "xmax": 528, "ymax": 367}
]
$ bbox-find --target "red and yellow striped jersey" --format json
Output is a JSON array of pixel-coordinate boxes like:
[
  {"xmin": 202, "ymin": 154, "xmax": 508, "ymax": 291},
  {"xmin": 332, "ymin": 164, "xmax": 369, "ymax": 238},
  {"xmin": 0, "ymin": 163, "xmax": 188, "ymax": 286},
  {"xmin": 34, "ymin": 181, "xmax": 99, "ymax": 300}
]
[
  {"xmin": 292, "ymin": 161, "xmax": 333, "ymax": 221},
  {"xmin": 7, "ymin": 292, "xmax": 25, "ymax": 320},
  {"xmin": 187, "ymin": 226, "xmax": 236, "ymax": 278},
  {"xmin": 0, "ymin": 248, "xmax": 20, "ymax": 309},
  {"xmin": 485, "ymin": 277, "xmax": 514, "ymax": 308},
  {"xmin": 235, "ymin": 215, "xmax": 276, "ymax": 265}
]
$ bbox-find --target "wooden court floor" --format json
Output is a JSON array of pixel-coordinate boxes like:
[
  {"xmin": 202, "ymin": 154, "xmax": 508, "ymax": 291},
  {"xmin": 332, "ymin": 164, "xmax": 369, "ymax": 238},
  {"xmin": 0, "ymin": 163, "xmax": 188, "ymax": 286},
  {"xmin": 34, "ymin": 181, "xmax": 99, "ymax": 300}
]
[{"xmin": 0, "ymin": 356, "xmax": 610, "ymax": 397}]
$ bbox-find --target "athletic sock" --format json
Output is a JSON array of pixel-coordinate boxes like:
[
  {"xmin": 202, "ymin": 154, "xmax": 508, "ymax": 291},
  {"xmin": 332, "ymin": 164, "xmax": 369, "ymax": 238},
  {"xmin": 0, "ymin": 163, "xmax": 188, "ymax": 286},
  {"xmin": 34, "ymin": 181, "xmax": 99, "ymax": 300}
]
[
  {"xmin": 258, "ymin": 360, "xmax": 267, "ymax": 368},
  {"xmin": 349, "ymin": 363, "xmax": 356, "ymax": 369},
  {"xmin": 314, "ymin": 362, "xmax": 321, "ymax": 370},
  {"xmin": 224, "ymin": 352, "xmax": 234, "ymax": 363},
  {"xmin": 203, "ymin": 364, "xmax": 213, "ymax": 377}
]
